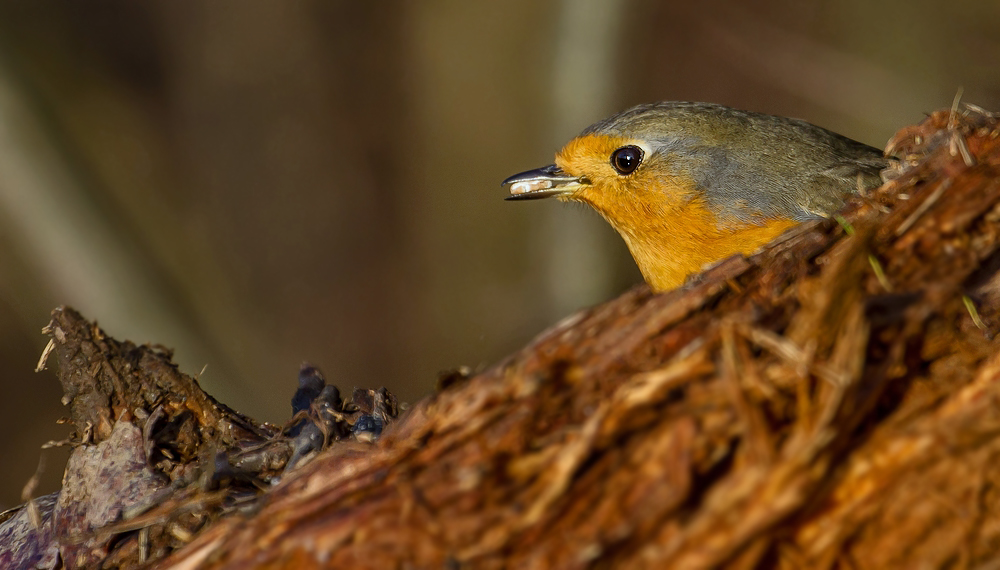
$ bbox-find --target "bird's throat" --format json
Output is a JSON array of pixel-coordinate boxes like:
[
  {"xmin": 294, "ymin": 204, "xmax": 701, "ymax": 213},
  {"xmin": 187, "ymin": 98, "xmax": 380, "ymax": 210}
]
[{"xmin": 616, "ymin": 217, "xmax": 800, "ymax": 292}]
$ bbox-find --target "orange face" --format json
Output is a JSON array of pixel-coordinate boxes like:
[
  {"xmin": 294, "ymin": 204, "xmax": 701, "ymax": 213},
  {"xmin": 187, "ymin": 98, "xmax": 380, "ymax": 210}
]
[
  {"xmin": 548, "ymin": 133, "xmax": 798, "ymax": 291},
  {"xmin": 554, "ymin": 135, "xmax": 695, "ymax": 230}
]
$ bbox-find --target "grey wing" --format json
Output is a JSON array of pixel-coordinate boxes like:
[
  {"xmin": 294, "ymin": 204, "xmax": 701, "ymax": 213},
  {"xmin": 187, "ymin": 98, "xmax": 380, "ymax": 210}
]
[{"xmin": 797, "ymin": 155, "xmax": 891, "ymax": 218}]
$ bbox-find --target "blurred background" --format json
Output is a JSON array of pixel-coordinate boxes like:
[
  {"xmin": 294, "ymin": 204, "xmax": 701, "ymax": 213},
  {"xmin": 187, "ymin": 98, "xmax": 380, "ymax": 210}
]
[{"xmin": 0, "ymin": 0, "xmax": 998, "ymax": 508}]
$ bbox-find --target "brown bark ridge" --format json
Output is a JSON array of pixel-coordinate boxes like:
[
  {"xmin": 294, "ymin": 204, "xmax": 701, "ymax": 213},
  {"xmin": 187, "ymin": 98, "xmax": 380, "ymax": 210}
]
[{"xmin": 6, "ymin": 104, "xmax": 1000, "ymax": 569}]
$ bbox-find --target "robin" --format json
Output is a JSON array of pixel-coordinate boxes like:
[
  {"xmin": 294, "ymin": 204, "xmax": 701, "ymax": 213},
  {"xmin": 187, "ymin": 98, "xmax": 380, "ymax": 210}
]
[{"xmin": 503, "ymin": 102, "xmax": 891, "ymax": 291}]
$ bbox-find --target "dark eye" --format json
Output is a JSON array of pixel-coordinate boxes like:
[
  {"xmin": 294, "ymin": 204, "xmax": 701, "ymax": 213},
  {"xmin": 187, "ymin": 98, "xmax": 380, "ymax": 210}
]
[{"xmin": 610, "ymin": 145, "xmax": 643, "ymax": 175}]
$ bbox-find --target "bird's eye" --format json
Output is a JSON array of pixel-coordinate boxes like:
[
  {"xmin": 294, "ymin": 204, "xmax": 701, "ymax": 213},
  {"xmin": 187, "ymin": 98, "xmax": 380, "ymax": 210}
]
[{"xmin": 610, "ymin": 145, "xmax": 643, "ymax": 175}]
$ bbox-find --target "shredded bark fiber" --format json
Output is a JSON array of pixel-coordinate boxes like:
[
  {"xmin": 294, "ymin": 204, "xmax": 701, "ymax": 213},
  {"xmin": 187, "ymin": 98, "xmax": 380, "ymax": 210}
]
[{"xmin": 6, "ymin": 105, "xmax": 1000, "ymax": 569}]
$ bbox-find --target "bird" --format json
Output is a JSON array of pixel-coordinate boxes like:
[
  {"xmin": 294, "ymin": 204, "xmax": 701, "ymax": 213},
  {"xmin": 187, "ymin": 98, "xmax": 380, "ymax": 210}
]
[{"xmin": 503, "ymin": 102, "xmax": 892, "ymax": 291}]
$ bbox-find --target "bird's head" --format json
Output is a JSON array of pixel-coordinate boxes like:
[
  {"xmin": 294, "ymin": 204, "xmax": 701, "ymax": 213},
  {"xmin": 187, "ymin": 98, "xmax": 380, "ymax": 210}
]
[
  {"xmin": 504, "ymin": 126, "xmax": 701, "ymax": 240},
  {"xmin": 504, "ymin": 102, "xmax": 887, "ymax": 291}
]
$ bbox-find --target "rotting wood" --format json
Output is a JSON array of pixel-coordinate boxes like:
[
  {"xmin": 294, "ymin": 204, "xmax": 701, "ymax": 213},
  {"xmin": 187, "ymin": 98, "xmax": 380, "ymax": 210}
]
[{"xmin": 2, "ymin": 105, "xmax": 1000, "ymax": 569}]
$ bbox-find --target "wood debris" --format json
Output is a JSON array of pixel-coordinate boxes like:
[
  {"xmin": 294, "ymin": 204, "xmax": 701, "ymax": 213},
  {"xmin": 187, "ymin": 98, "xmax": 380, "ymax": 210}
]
[{"xmin": 3, "ymin": 105, "xmax": 1000, "ymax": 569}]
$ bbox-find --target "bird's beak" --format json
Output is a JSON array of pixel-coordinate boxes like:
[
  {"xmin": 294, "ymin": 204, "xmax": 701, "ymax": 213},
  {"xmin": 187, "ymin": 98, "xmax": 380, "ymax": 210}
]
[{"xmin": 502, "ymin": 164, "xmax": 587, "ymax": 201}]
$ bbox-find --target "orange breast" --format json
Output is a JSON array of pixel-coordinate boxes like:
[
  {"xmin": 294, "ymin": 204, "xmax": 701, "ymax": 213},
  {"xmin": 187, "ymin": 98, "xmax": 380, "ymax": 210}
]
[
  {"xmin": 622, "ymin": 207, "xmax": 799, "ymax": 291},
  {"xmin": 571, "ymin": 175, "xmax": 800, "ymax": 291}
]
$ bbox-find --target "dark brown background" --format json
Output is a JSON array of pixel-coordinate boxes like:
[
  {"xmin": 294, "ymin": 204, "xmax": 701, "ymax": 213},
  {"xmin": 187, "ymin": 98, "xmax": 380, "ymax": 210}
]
[{"xmin": 0, "ymin": 0, "xmax": 997, "ymax": 508}]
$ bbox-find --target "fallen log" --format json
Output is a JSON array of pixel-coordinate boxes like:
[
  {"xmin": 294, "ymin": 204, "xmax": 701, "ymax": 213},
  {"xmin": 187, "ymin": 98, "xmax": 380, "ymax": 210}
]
[{"xmin": 3, "ymin": 104, "xmax": 1000, "ymax": 569}]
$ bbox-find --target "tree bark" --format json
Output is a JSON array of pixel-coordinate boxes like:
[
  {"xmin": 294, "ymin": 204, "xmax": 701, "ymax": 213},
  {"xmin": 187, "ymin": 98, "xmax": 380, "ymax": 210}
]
[{"xmin": 4, "ymin": 105, "xmax": 1000, "ymax": 569}]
